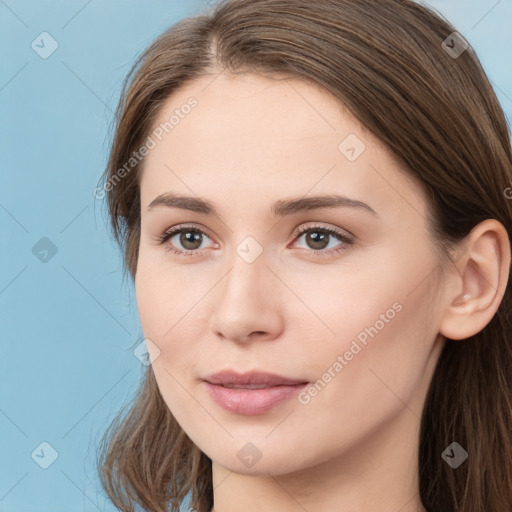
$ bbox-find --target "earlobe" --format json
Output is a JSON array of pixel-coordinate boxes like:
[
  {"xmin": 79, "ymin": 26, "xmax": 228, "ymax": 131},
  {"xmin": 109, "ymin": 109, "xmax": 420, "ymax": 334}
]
[{"xmin": 439, "ymin": 219, "xmax": 511, "ymax": 341}]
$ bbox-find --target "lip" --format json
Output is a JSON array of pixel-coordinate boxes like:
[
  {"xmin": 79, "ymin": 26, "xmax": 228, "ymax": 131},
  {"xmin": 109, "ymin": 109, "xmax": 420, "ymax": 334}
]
[
  {"xmin": 203, "ymin": 370, "xmax": 308, "ymax": 387},
  {"xmin": 202, "ymin": 370, "xmax": 309, "ymax": 415}
]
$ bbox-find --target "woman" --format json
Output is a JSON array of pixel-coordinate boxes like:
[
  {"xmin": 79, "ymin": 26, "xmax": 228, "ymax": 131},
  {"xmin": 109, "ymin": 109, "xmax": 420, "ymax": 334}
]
[{"xmin": 96, "ymin": 1, "xmax": 512, "ymax": 511}]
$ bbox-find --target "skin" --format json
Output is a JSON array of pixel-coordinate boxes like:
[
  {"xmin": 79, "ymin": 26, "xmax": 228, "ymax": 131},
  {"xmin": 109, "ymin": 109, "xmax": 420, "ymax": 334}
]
[{"xmin": 134, "ymin": 71, "xmax": 510, "ymax": 512}]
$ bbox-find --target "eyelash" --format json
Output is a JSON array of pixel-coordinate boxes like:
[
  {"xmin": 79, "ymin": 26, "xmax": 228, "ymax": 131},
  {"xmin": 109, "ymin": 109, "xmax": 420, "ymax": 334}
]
[{"xmin": 155, "ymin": 224, "xmax": 354, "ymax": 258}]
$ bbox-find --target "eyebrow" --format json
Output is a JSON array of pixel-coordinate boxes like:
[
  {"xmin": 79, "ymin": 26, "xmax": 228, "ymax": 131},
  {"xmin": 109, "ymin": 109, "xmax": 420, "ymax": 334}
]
[{"xmin": 146, "ymin": 193, "xmax": 378, "ymax": 217}]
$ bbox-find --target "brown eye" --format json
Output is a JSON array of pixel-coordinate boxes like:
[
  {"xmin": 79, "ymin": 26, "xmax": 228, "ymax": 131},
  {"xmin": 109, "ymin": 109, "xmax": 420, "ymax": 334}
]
[
  {"xmin": 303, "ymin": 230, "xmax": 330, "ymax": 250},
  {"xmin": 177, "ymin": 230, "xmax": 203, "ymax": 250},
  {"xmin": 156, "ymin": 225, "xmax": 215, "ymax": 256},
  {"xmin": 293, "ymin": 225, "xmax": 354, "ymax": 256}
]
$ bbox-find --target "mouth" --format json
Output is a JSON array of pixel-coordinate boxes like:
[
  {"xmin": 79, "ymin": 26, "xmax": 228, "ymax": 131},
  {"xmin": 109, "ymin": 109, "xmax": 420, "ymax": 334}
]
[{"xmin": 201, "ymin": 370, "xmax": 309, "ymax": 415}]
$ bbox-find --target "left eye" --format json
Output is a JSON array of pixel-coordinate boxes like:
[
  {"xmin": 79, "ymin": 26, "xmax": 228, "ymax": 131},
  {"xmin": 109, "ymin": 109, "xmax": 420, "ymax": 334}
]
[
  {"xmin": 292, "ymin": 225, "xmax": 354, "ymax": 255},
  {"xmin": 297, "ymin": 228, "xmax": 351, "ymax": 252}
]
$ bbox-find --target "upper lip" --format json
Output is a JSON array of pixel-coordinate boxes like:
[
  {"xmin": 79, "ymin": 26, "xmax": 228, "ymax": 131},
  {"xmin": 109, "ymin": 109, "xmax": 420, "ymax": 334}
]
[{"xmin": 203, "ymin": 370, "xmax": 308, "ymax": 387}]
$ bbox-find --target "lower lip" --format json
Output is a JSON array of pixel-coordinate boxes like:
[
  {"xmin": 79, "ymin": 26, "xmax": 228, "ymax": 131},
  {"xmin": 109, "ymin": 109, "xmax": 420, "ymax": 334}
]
[{"xmin": 203, "ymin": 381, "xmax": 308, "ymax": 415}]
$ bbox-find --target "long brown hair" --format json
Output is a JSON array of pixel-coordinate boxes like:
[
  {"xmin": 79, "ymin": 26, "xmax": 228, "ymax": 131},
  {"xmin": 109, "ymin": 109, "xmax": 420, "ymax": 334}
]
[{"xmin": 95, "ymin": 1, "xmax": 512, "ymax": 510}]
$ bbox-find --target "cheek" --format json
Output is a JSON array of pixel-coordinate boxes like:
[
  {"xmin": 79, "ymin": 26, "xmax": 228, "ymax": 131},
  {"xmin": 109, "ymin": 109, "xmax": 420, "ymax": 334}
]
[
  {"xmin": 135, "ymin": 262, "xmax": 164, "ymax": 340},
  {"xmin": 135, "ymin": 260, "xmax": 204, "ymax": 417},
  {"xmin": 292, "ymin": 245, "xmax": 438, "ymax": 415},
  {"xmin": 135, "ymin": 247, "xmax": 201, "ymax": 341},
  {"xmin": 290, "ymin": 294, "xmax": 434, "ymax": 458},
  {"xmin": 134, "ymin": 252, "xmax": 212, "ymax": 395}
]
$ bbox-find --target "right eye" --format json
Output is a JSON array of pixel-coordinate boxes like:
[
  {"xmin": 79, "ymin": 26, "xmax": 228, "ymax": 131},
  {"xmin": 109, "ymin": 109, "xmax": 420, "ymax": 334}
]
[{"xmin": 156, "ymin": 225, "xmax": 218, "ymax": 256}]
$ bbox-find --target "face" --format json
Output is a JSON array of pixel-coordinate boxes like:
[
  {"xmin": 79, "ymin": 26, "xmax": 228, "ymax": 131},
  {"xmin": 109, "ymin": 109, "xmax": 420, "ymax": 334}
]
[{"xmin": 135, "ymin": 72, "xmax": 447, "ymax": 476}]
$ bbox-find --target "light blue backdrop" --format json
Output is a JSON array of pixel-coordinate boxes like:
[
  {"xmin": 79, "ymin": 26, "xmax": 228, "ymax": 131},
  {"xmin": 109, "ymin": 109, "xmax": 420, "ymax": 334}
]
[{"xmin": 1, "ymin": 1, "xmax": 510, "ymax": 510}]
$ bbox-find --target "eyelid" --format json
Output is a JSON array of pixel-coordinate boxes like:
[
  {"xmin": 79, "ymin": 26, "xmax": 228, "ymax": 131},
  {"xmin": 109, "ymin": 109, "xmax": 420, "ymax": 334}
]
[
  {"xmin": 290, "ymin": 221, "xmax": 354, "ymax": 240},
  {"xmin": 154, "ymin": 223, "xmax": 216, "ymax": 250}
]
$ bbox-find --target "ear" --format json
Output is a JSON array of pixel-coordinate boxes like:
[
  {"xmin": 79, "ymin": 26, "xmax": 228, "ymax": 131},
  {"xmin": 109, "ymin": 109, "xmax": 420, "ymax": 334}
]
[{"xmin": 439, "ymin": 219, "xmax": 511, "ymax": 341}]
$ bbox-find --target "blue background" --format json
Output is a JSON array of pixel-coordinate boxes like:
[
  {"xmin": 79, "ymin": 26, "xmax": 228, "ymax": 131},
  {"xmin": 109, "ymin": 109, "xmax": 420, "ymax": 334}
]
[{"xmin": 1, "ymin": 1, "xmax": 510, "ymax": 510}]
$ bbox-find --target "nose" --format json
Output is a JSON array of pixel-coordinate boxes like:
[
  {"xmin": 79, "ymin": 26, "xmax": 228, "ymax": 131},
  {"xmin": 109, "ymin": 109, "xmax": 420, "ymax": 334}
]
[{"xmin": 208, "ymin": 251, "xmax": 284, "ymax": 344}]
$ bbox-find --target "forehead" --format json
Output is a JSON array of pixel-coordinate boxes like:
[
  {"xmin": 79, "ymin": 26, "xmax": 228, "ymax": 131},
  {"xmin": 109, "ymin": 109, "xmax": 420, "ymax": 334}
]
[
  {"xmin": 149, "ymin": 72, "xmax": 360, "ymax": 147},
  {"xmin": 139, "ymin": 72, "xmax": 426, "ymax": 219}
]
